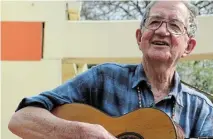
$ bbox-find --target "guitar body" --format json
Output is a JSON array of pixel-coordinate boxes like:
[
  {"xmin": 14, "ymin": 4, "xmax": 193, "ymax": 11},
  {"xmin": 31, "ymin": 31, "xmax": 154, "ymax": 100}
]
[{"xmin": 52, "ymin": 103, "xmax": 178, "ymax": 139}]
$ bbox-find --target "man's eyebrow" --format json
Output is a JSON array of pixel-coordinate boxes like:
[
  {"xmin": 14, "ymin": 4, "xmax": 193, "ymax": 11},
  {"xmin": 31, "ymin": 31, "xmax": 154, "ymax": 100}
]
[
  {"xmin": 150, "ymin": 15, "xmax": 164, "ymax": 18},
  {"xmin": 149, "ymin": 13, "xmax": 165, "ymax": 17},
  {"xmin": 149, "ymin": 14, "xmax": 184, "ymax": 22}
]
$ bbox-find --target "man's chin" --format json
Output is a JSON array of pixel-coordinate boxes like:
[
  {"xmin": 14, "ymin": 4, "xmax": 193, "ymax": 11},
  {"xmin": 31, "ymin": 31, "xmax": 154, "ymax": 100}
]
[
  {"xmin": 144, "ymin": 50, "xmax": 171, "ymax": 61},
  {"xmin": 147, "ymin": 54, "xmax": 170, "ymax": 63}
]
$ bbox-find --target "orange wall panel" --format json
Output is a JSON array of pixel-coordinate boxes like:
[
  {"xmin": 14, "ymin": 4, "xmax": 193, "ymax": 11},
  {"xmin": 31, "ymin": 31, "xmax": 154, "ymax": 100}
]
[{"xmin": 1, "ymin": 21, "xmax": 44, "ymax": 61}]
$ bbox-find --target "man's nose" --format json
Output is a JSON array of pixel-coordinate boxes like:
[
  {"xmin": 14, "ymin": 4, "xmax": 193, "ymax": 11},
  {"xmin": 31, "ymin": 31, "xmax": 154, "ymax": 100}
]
[{"xmin": 154, "ymin": 22, "xmax": 170, "ymax": 36}]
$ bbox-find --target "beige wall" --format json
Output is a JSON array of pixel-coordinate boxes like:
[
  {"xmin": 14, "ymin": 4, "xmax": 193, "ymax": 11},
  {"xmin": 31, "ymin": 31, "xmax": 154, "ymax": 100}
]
[
  {"xmin": 1, "ymin": 1, "xmax": 67, "ymax": 138},
  {"xmin": 2, "ymin": 60, "xmax": 62, "ymax": 139},
  {"xmin": 1, "ymin": 1, "xmax": 213, "ymax": 139},
  {"xmin": 2, "ymin": 1, "xmax": 213, "ymax": 60},
  {"xmin": 2, "ymin": 1, "xmax": 67, "ymax": 21},
  {"xmin": 44, "ymin": 16, "xmax": 213, "ymax": 59},
  {"xmin": 1, "ymin": 2, "xmax": 70, "ymax": 138}
]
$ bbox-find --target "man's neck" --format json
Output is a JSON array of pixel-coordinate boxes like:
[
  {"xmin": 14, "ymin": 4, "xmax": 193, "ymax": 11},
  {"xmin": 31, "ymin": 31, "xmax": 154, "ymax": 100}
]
[{"xmin": 143, "ymin": 58, "xmax": 175, "ymax": 101}]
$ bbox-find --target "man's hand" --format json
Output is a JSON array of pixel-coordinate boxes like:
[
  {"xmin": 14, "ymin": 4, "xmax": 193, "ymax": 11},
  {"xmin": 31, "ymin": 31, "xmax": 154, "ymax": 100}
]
[{"xmin": 79, "ymin": 122, "xmax": 117, "ymax": 139}]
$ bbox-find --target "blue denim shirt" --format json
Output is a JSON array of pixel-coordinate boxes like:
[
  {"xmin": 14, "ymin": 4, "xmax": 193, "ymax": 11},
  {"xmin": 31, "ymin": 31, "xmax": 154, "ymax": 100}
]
[{"xmin": 16, "ymin": 63, "xmax": 213, "ymax": 138}]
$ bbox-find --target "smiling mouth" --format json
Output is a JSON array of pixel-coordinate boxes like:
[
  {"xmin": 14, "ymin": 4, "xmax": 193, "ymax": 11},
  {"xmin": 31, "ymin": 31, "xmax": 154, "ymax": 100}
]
[{"xmin": 151, "ymin": 41, "xmax": 169, "ymax": 46}]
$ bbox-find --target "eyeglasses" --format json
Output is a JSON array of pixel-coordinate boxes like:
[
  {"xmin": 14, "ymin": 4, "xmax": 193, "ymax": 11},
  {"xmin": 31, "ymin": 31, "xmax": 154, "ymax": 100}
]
[{"xmin": 144, "ymin": 16, "xmax": 187, "ymax": 35}]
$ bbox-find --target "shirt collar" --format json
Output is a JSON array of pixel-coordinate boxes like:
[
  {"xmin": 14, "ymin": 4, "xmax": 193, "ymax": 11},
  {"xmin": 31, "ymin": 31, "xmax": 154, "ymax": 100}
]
[
  {"xmin": 132, "ymin": 64, "xmax": 184, "ymax": 107},
  {"xmin": 132, "ymin": 64, "xmax": 148, "ymax": 89}
]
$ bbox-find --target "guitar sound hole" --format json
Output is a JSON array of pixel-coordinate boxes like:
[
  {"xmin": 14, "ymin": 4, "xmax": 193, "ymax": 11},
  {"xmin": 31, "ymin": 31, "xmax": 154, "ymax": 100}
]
[{"xmin": 116, "ymin": 132, "xmax": 144, "ymax": 139}]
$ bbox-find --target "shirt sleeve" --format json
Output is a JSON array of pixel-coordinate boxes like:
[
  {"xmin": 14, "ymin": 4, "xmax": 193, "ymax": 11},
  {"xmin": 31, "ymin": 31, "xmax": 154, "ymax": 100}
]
[
  {"xmin": 15, "ymin": 65, "xmax": 99, "ymax": 112},
  {"xmin": 194, "ymin": 101, "xmax": 213, "ymax": 137}
]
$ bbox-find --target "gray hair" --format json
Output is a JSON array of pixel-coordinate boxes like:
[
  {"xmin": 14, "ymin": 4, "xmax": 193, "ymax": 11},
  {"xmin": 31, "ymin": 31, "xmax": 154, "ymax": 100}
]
[{"xmin": 140, "ymin": 1, "xmax": 199, "ymax": 37}]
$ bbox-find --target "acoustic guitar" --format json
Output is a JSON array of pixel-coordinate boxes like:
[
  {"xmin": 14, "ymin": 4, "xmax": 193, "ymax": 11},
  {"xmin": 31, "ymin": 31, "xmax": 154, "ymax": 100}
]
[{"xmin": 51, "ymin": 103, "xmax": 210, "ymax": 139}]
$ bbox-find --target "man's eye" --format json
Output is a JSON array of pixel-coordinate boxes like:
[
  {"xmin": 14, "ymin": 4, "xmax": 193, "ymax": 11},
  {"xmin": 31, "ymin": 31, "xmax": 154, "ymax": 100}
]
[
  {"xmin": 150, "ymin": 20, "xmax": 161, "ymax": 25},
  {"xmin": 169, "ymin": 23, "xmax": 182, "ymax": 33},
  {"xmin": 170, "ymin": 23, "xmax": 178, "ymax": 27},
  {"xmin": 170, "ymin": 23, "xmax": 180, "ymax": 29}
]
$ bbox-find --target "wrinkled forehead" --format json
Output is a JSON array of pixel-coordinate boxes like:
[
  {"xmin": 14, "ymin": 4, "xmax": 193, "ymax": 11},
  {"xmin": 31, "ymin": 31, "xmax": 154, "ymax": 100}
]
[{"xmin": 149, "ymin": 1, "xmax": 189, "ymax": 24}]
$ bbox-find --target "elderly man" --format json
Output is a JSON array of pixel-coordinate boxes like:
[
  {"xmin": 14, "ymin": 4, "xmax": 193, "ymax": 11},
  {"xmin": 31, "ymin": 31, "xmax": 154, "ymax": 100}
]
[{"xmin": 8, "ymin": 1, "xmax": 213, "ymax": 138}]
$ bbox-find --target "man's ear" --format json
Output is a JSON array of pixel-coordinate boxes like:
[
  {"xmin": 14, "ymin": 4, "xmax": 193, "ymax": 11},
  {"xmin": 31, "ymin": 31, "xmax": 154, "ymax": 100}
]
[
  {"xmin": 136, "ymin": 29, "xmax": 142, "ymax": 45},
  {"xmin": 182, "ymin": 38, "xmax": 196, "ymax": 57}
]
